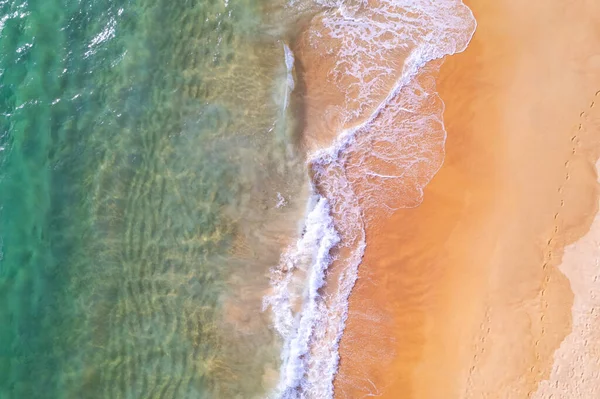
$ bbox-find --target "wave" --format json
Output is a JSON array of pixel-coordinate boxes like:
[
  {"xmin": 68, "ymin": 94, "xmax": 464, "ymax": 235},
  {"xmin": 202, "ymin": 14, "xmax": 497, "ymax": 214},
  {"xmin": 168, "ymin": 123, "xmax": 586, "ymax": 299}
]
[
  {"xmin": 281, "ymin": 42, "xmax": 296, "ymax": 113},
  {"xmin": 264, "ymin": 1, "xmax": 477, "ymax": 398}
]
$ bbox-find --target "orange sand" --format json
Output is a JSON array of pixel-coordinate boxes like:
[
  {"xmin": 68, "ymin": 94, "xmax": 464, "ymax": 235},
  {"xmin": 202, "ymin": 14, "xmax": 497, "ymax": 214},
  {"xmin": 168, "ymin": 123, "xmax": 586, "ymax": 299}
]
[{"xmin": 334, "ymin": 1, "xmax": 600, "ymax": 398}]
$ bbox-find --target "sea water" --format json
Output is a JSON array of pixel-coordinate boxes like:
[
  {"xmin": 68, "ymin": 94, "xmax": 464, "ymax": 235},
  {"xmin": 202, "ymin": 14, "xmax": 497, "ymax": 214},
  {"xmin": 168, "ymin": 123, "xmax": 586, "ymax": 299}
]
[
  {"xmin": 0, "ymin": 0, "xmax": 307, "ymax": 397},
  {"xmin": 0, "ymin": 0, "xmax": 475, "ymax": 398}
]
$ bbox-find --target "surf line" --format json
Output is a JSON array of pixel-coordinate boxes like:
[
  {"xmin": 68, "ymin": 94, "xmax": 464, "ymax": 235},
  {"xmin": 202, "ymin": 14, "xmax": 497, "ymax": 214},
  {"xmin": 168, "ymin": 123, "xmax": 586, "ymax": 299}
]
[{"xmin": 264, "ymin": 2, "xmax": 477, "ymax": 398}]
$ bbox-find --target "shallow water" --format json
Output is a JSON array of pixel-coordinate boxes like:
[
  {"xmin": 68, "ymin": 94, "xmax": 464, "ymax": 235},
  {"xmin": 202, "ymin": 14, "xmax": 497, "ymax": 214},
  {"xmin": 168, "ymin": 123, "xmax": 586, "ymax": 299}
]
[
  {"xmin": 0, "ymin": 0, "xmax": 307, "ymax": 397},
  {"xmin": 0, "ymin": 0, "xmax": 476, "ymax": 398}
]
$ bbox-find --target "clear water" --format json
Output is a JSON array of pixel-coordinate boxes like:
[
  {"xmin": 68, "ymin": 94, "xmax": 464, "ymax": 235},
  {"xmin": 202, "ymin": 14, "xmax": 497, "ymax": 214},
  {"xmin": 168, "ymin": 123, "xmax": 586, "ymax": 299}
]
[
  {"xmin": 0, "ymin": 0, "xmax": 306, "ymax": 397},
  {"xmin": 0, "ymin": 0, "xmax": 477, "ymax": 397}
]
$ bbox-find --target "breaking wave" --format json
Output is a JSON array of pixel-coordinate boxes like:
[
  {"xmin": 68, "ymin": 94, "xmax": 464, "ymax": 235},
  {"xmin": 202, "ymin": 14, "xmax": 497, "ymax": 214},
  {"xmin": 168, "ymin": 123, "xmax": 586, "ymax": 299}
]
[{"xmin": 264, "ymin": 1, "xmax": 477, "ymax": 397}]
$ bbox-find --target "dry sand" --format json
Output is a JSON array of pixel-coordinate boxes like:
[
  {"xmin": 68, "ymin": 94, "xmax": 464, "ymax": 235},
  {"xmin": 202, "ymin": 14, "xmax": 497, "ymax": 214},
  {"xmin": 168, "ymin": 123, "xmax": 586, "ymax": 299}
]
[
  {"xmin": 334, "ymin": 0, "xmax": 600, "ymax": 398},
  {"xmin": 532, "ymin": 158, "xmax": 600, "ymax": 399}
]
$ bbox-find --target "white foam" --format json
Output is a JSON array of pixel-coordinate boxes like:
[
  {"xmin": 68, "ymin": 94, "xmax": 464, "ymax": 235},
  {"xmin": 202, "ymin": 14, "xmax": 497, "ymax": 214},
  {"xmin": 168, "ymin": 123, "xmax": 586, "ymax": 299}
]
[
  {"xmin": 265, "ymin": 1, "xmax": 477, "ymax": 398},
  {"xmin": 263, "ymin": 194, "xmax": 344, "ymax": 395},
  {"xmin": 276, "ymin": 192, "xmax": 288, "ymax": 208},
  {"xmin": 282, "ymin": 42, "xmax": 296, "ymax": 112}
]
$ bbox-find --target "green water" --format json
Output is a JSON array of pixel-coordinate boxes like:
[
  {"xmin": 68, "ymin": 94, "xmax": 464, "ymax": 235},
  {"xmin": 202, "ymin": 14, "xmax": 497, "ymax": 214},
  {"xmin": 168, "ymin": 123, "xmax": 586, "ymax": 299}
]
[{"xmin": 0, "ymin": 0, "xmax": 306, "ymax": 397}]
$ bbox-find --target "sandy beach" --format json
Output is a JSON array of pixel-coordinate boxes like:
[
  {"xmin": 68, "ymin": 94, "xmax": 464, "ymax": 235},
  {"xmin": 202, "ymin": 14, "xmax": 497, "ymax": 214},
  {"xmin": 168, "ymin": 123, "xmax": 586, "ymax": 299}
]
[
  {"xmin": 2, "ymin": 0, "xmax": 598, "ymax": 397},
  {"xmin": 334, "ymin": 0, "xmax": 600, "ymax": 398}
]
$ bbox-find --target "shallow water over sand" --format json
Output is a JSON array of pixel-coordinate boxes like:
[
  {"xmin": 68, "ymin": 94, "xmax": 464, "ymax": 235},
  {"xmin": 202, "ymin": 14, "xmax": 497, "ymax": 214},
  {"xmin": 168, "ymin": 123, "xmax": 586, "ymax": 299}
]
[
  {"xmin": 0, "ymin": 0, "xmax": 307, "ymax": 397},
  {"xmin": 0, "ymin": 0, "xmax": 476, "ymax": 398}
]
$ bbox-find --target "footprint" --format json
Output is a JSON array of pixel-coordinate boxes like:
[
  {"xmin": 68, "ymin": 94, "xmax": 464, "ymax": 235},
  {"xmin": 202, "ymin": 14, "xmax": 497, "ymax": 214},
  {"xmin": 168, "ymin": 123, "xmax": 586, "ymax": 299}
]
[
  {"xmin": 554, "ymin": 213, "xmax": 559, "ymax": 219},
  {"xmin": 596, "ymin": 90, "xmax": 600, "ymax": 96},
  {"xmin": 566, "ymin": 173, "xmax": 570, "ymax": 180},
  {"xmin": 554, "ymin": 226, "xmax": 559, "ymax": 233},
  {"xmin": 578, "ymin": 124, "xmax": 583, "ymax": 130},
  {"xmin": 564, "ymin": 160, "xmax": 570, "ymax": 167},
  {"xmin": 572, "ymin": 135, "xmax": 578, "ymax": 141},
  {"xmin": 558, "ymin": 186, "xmax": 563, "ymax": 193},
  {"xmin": 580, "ymin": 112, "xmax": 586, "ymax": 117},
  {"xmin": 561, "ymin": 199, "xmax": 565, "ymax": 207},
  {"xmin": 591, "ymin": 101, "xmax": 596, "ymax": 108}
]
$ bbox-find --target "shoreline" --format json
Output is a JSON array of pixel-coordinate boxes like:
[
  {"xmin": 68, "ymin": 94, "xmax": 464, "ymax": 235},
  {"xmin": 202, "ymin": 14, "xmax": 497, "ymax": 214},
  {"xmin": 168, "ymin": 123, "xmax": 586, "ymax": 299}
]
[
  {"xmin": 265, "ymin": 2, "xmax": 476, "ymax": 397},
  {"xmin": 334, "ymin": 0, "xmax": 600, "ymax": 398}
]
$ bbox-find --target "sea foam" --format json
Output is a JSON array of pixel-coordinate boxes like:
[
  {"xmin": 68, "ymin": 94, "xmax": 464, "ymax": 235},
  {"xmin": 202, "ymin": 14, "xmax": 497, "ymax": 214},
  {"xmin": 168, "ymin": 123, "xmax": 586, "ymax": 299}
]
[{"xmin": 264, "ymin": 1, "xmax": 476, "ymax": 398}]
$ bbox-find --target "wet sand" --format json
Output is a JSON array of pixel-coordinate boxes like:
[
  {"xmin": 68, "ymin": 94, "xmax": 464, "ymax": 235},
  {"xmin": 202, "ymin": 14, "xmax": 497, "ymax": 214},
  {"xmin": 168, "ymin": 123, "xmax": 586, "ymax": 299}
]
[{"xmin": 334, "ymin": 0, "xmax": 600, "ymax": 398}]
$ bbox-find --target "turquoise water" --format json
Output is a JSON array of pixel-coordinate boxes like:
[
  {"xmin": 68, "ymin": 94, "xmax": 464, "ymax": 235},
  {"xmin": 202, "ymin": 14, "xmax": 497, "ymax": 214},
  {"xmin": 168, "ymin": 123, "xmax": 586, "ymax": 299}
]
[{"xmin": 0, "ymin": 0, "xmax": 306, "ymax": 397}]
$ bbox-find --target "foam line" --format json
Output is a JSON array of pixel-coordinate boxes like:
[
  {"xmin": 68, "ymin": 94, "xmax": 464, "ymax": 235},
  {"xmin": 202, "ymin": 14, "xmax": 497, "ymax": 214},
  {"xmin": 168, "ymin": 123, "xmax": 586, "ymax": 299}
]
[{"xmin": 265, "ymin": 1, "xmax": 477, "ymax": 398}]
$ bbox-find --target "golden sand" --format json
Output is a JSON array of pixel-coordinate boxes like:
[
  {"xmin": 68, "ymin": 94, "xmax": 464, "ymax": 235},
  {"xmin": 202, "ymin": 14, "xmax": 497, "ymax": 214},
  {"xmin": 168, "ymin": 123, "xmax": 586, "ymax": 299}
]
[
  {"xmin": 532, "ymin": 160, "xmax": 600, "ymax": 399},
  {"xmin": 334, "ymin": 0, "xmax": 600, "ymax": 398}
]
